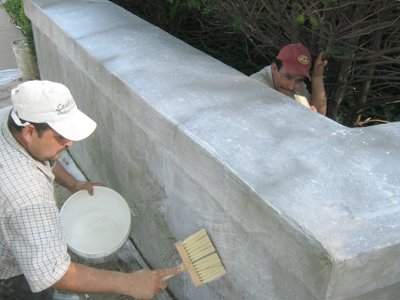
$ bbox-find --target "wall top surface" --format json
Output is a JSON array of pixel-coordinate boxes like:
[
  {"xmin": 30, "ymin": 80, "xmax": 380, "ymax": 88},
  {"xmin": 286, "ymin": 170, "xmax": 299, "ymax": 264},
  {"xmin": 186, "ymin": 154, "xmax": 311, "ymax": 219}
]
[{"xmin": 26, "ymin": 0, "xmax": 400, "ymax": 265}]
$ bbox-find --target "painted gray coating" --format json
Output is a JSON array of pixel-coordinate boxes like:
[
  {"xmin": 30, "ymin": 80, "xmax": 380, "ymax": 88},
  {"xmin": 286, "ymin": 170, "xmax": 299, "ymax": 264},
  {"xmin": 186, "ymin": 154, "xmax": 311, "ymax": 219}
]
[{"xmin": 25, "ymin": 0, "xmax": 400, "ymax": 299}]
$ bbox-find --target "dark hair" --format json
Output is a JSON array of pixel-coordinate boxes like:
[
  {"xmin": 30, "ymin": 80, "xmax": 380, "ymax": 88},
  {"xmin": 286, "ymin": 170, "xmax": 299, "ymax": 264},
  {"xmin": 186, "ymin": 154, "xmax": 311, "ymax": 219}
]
[
  {"xmin": 273, "ymin": 58, "xmax": 282, "ymax": 70},
  {"xmin": 8, "ymin": 112, "xmax": 51, "ymax": 137}
]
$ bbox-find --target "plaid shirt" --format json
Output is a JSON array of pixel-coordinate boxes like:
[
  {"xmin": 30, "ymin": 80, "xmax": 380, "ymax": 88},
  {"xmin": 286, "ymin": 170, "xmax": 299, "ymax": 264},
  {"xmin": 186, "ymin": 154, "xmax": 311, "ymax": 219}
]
[{"xmin": 0, "ymin": 107, "xmax": 70, "ymax": 292}]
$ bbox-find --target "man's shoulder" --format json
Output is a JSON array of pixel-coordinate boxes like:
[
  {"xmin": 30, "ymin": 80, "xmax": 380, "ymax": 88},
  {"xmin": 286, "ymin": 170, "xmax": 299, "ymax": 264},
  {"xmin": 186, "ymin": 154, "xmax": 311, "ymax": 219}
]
[
  {"xmin": 0, "ymin": 140, "xmax": 52, "ymax": 212},
  {"xmin": 0, "ymin": 106, "xmax": 13, "ymax": 142},
  {"xmin": 0, "ymin": 165, "xmax": 54, "ymax": 215},
  {"xmin": 249, "ymin": 65, "xmax": 274, "ymax": 88},
  {"xmin": 0, "ymin": 106, "xmax": 12, "ymax": 120}
]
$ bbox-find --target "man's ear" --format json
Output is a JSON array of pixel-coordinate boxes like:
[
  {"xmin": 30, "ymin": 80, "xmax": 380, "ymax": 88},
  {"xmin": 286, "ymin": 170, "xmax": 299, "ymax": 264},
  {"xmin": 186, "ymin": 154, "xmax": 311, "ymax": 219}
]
[
  {"xmin": 271, "ymin": 62, "xmax": 278, "ymax": 74},
  {"xmin": 271, "ymin": 62, "xmax": 279, "ymax": 84},
  {"xmin": 21, "ymin": 124, "xmax": 37, "ymax": 143}
]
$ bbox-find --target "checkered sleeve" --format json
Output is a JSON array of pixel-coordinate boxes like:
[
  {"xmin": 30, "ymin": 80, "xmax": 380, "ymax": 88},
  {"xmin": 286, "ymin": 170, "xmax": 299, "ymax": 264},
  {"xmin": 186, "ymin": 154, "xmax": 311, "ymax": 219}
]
[{"xmin": 3, "ymin": 202, "xmax": 71, "ymax": 292}]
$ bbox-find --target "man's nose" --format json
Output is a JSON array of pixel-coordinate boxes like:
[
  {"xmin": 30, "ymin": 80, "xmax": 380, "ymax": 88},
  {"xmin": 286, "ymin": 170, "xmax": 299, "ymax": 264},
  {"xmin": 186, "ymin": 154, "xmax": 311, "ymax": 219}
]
[{"xmin": 287, "ymin": 79, "xmax": 296, "ymax": 91}]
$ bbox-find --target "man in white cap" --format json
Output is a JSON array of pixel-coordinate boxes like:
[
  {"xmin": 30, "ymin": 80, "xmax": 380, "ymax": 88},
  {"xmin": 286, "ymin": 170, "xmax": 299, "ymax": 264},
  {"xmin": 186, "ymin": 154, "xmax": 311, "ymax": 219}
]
[
  {"xmin": 251, "ymin": 43, "xmax": 328, "ymax": 115},
  {"xmin": 0, "ymin": 80, "xmax": 178, "ymax": 299}
]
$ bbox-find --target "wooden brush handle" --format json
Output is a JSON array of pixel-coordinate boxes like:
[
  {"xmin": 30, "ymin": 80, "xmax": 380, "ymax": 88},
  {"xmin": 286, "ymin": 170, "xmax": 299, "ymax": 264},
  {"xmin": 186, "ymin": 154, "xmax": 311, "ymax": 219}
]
[{"xmin": 162, "ymin": 263, "xmax": 186, "ymax": 281}]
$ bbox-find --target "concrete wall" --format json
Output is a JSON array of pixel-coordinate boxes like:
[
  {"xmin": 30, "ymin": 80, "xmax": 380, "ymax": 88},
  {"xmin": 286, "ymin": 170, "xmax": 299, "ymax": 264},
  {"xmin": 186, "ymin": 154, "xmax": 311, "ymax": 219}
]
[{"xmin": 25, "ymin": 1, "xmax": 400, "ymax": 299}]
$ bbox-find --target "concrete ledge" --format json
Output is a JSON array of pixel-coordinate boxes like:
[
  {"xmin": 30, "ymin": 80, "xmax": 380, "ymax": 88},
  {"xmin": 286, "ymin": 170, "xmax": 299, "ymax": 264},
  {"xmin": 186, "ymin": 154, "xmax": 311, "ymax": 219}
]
[{"xmin": 25, "ymin": 0, "xmax": 400, "ymax": 299}]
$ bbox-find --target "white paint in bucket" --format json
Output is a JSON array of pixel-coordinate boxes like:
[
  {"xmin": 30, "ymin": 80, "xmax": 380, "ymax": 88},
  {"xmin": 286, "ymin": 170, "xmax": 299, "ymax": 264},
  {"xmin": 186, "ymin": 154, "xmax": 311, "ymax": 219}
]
[{"xmin": 60, "ymin": 186, "xmax": 131, "ymax": 260}]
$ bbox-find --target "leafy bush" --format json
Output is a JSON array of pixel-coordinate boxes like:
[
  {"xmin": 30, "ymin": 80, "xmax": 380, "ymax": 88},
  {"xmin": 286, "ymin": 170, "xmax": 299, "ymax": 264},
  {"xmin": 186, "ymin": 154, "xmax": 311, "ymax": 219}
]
[{"xmin": 112, "ymin": 0, "xmax": 400, "ymax": 127}]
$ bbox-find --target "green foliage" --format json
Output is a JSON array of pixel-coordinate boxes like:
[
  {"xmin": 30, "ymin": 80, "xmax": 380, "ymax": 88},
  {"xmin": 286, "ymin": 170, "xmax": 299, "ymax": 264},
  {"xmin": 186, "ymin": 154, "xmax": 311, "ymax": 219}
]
[
  {"xmin": 309, "ymin": 16, "xmax": 318, "ymax": 29},
  {"xmin": 325, "ymin": 46, "xmax": 353, "ymax": 60},
  {"xmin": 165, "ymin": 0, "xmax": 203, "ymax": 11},
  {"xmin": 232, "ymin": 17, "xmax": 244, "ymax": 31},
  {"xmin": 296, "ymin": 12, "xmax": 318, "ymax": 29},
  {"xmin": 321, "ymin": 0, "xmax": 336, "ymax": 5},
  {"xmin": 296, "ymin": 13, "xmax": 306, "ymax": 25},
  {"xmin": 3, "ymin": 0, "xmax": 36, "ymax": 56},
  {"xmin": 114, "ymin": 0, "xmax": 400, "ymax": 127},
  {"xmin": 187, "ymin": 0, "xmax": 202, "ymax": 10},
  {"xmin": 383, "ymin": 103, "xmax": 400, "ymax": 123},
  {"xmin": 296, "ymin": 10, "xmax": 320, "ymax": 29}
]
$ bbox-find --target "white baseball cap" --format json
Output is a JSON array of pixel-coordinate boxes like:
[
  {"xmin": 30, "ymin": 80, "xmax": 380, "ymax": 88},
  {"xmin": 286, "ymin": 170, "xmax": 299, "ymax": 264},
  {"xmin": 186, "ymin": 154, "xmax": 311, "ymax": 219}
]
[{"xmin": 11, "ymin": 80, "xmax": 97, "ymax": 141}]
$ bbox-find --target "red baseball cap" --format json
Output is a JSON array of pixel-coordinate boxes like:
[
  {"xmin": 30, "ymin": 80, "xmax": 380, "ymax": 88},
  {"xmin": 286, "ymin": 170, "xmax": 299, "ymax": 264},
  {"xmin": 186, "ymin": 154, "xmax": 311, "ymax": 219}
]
[{"xmin": 277, "ymin": 43, "xmax": 312, "ymax": 79}]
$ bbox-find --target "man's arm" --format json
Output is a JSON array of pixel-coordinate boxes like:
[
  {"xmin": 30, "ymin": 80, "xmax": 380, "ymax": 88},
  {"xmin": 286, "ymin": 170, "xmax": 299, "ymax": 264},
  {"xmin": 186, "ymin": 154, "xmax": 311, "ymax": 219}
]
[
  {"xmin": 53, "ymin": 262, "xmax": 179, "ymax": 299},
  {"xmin": 53, "ymin": 160, "xmax": 101, "ymax": 195},
  {"xmin": 310, "ymin": 52, "xmax": 328, "ymax": 115}
]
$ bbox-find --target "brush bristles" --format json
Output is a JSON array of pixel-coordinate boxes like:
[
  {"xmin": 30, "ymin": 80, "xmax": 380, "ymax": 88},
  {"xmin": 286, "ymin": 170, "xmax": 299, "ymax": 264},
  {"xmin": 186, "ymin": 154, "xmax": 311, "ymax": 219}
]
[
  {"xmin": 183, "ymin": 229, "xmax": 208, "ymax": 247},
  {"xmin": 192, "ymin": 253, "xmax": 226, "ymax": 283},
  {"xmin": 183, "ymin": 230, "xmax": 215, "ymax": 262},
  {"xmin": 181, "ymin": 229, "xmax": 226, "ymax": 285}
]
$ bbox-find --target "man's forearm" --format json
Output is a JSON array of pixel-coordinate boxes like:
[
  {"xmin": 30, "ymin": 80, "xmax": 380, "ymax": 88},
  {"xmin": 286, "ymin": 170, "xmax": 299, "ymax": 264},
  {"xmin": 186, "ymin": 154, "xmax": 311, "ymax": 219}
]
[
  {"xmin": 311, "ymin": 75, "xmax": 327, "ymax": 115},
  {"xmin": 53, "ymin": 160, "xmax": 78, "ymax": 192},
  {"xmin": 53, "ymin": 262, "xmax": 177, "ymax": 298},
  {"xmin": 53, "ymin": 262, "xmax": 127, "ymax": 295}
]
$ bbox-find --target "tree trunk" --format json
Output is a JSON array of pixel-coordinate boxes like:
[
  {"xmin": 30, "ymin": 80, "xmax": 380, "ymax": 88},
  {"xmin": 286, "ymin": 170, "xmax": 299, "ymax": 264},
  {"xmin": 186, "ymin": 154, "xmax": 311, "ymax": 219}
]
[
  {"xmin": 347, "ymin": 29, "xmax": 383, "ymax": 127},
  {"xmin": 326, "ymin": 3, "xmax": 367, "ymax": 121}
]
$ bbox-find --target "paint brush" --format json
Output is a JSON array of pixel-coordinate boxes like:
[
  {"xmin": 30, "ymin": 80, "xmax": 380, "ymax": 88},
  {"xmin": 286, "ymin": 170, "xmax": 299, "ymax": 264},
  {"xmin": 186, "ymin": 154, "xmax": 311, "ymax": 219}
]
[{"xmin": 163, "ymin": 228, "xmax": 226, "ymax": 287}]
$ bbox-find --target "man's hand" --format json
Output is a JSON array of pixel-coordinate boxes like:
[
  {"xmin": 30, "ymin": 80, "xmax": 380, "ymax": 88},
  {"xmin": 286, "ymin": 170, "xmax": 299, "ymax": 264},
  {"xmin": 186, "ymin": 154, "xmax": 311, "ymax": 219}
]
[
  {"xmin": 310, "ymin": 52, "xmax": 328, "ymax": 115},
  {"xmin": 53, "ymin": 161, "xmax": 103, "ymax": 195},
  {"xmin": 54, "ymin": 263, "xmax": 181, "ymax": 299},
  {"xmin": 127, "ymin": 269, "xmax": 166, "ymax": 299},
  {"xmin": 312, "ymin": 52, "xmax": 328, "ymax": 78},
  {"xmin": 71, "ymin": 181, "xmax": 103, "ymax": 195},
  {"xmin": 125, "ymin": 267, "xmax": 181, "ymax": 299}
]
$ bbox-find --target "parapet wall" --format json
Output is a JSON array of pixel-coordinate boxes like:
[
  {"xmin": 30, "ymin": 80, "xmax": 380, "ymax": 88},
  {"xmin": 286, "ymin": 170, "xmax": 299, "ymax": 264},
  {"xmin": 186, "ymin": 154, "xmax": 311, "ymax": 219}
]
[{"xmin": 25, "ymin": 1, "xmax": 400, "ymax": 299}]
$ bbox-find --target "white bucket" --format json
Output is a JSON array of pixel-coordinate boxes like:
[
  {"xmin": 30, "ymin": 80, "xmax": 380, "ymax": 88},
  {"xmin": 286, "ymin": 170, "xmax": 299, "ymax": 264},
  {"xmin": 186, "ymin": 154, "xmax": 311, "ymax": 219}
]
[{"xmin": 60, "ymin": 186, "xmax": 131, "ymax": 261}]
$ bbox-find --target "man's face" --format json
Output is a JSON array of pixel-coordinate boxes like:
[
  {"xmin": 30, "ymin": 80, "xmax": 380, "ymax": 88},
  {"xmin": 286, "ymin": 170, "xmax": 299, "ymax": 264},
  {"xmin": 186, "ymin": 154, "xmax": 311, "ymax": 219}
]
[
  {"xmin": 25, "ymin": 126, "xmax": 73, "ymax": 161},
  {"xmin": 271, "ymin": 63, "xmax": 306, "ymax": 97}
]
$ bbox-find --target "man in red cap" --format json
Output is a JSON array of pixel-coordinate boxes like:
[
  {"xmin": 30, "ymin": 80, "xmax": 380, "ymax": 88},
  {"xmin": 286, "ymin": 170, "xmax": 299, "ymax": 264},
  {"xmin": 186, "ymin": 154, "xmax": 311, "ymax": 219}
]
[{"xmin": 251, "ymin": 43, "xmax": 327, "ymax": 115}]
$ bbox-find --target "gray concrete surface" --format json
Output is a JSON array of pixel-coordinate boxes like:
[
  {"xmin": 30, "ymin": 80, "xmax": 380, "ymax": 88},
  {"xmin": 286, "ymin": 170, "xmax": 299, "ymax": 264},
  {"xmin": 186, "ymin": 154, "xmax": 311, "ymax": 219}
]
[
  {"xmin": 0, "ymin": 5, "xmax": 20, "ymax": 70},
  {"xmin": 0, "ymin": 13, "xmax": 165, "ymax": 298},
  {"xmin": 0, "ymin": 70, "xmax": 21, "ymax": 107},
  {"xmin": 0, "ymin": 80, "xmax": 172, "ymax": 299},
  {"xmin": 54, "ymin": 169, "xmax": 174, "ymax": 300},
  {"xmin": 24, "ymin": 0, "xmax": 400, "ymax": 299},
  {"xmin": 0, "ymin": 5, "xmax": 22, "ymax": 107}
]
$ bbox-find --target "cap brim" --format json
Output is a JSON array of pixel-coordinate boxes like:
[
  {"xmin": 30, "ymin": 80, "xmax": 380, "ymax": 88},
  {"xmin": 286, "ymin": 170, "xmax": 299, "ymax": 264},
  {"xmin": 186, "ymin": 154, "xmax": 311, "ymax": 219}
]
[
  {"xmin": 48, "ymin": 109, "xmax": 97, "ymax": 141},
  {"xmin": 285, "ymin": 65, "xmax": 310, "ymax": 79}
]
